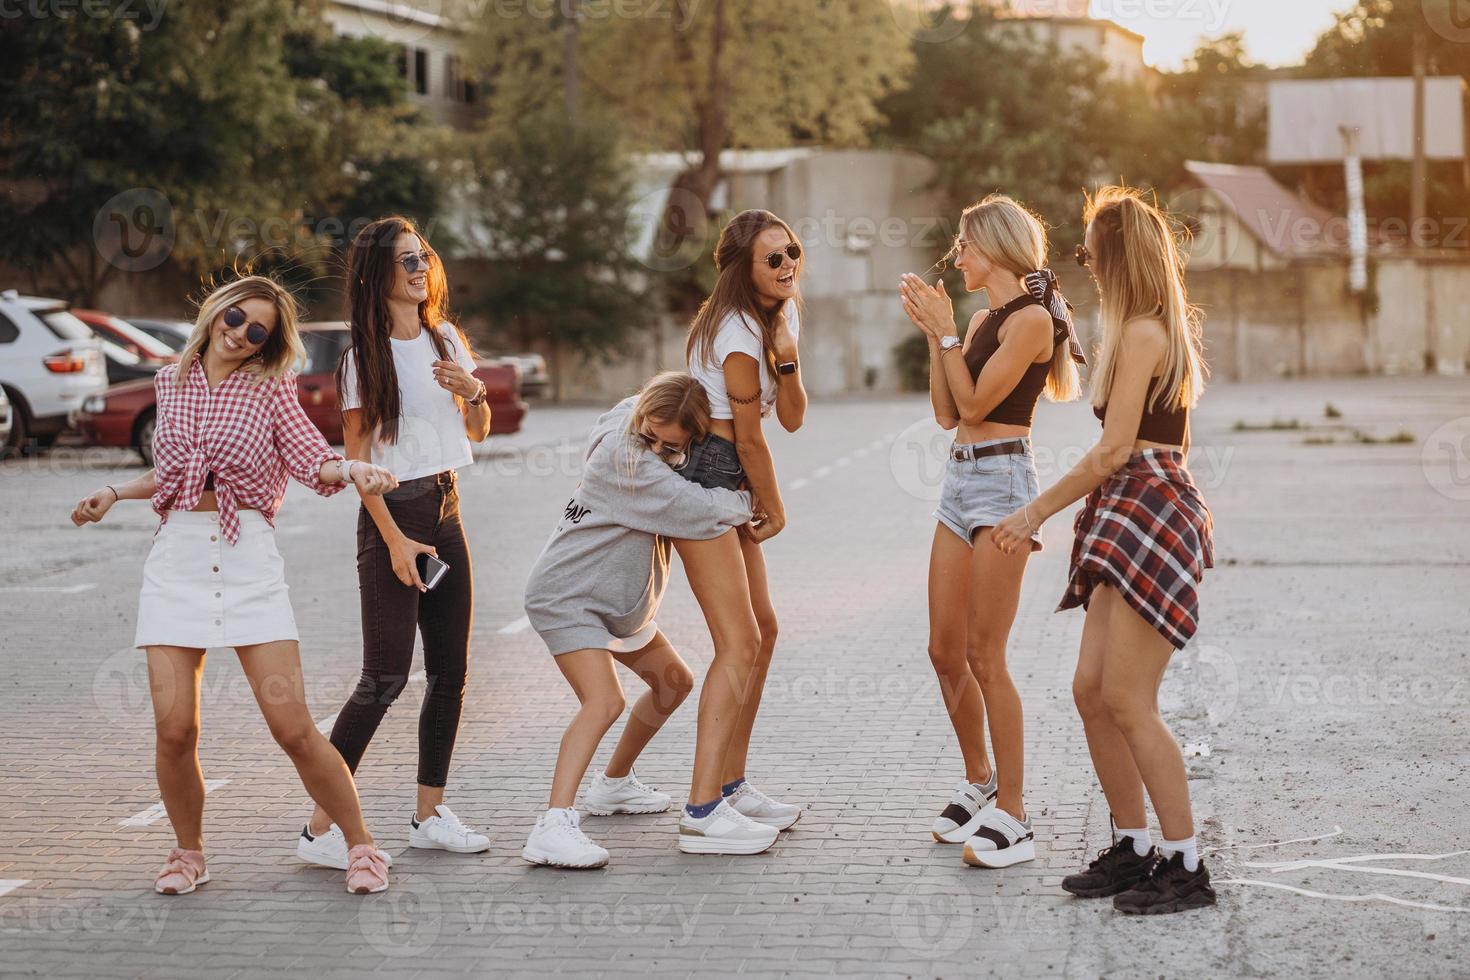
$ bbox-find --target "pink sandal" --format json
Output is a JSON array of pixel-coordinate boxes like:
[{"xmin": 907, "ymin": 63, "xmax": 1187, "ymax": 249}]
[
  {"xmin": 154, "ymin": 847, "xmax": 209, "ymax": 895},
  {"xmin": 345, "ymin": 843, "xmax": 390, "ymax": 894}
]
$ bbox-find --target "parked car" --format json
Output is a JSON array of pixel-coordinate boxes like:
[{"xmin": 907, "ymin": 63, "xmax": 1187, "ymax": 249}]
[
  {"xmin": 73, "ymin": 310, "xmax": 179, "ymax": 365},
  {"xmin": 77, "ymin": 321, "xmax": 528, "ymax": 466},
  {"xmin": 497, "ymin": 352, "xmax": 548, "ymax": 398},
  {"xmin": 0, "ymin": 289, "xmax": 108, "ymax": 454},
  {"xmin": 0, "ymin": 386, "xmax": 12, "ymax": 448},
  {"xmin": 127, "ymin": 317, "xmax": 193, "ymax": 352}
]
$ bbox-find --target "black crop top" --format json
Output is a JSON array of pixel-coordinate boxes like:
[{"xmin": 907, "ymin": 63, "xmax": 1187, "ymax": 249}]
[
  {"xmin": 1094, "ymin": 377, "xmax": 1189, "ymax": 444},
  {"xmin": 962, "ymin": 294, "xmax": 1053, "ymax": 427}
]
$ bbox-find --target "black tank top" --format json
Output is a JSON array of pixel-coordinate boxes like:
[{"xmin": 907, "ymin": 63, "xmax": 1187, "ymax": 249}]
[
  {"xmin": 962, "ymin": 294, "xmax": 1052, "ymax": 427},
  {"xmin": 1094, "ymin": 377, "xmax": 1189, "ymax": 444}
]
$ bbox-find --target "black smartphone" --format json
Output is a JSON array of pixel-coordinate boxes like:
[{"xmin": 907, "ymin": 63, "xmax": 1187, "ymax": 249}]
[{"xmin": 416, "ymin": 552, "xmax": 450, "ymax": 591}]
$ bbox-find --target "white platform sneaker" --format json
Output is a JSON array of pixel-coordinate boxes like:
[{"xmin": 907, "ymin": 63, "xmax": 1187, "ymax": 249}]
[
  {"xmin": 584, "ymin": 770, "xmax": 673, "ymax": 815},
  {"xmin": 522, "ymin": 809, "xmax": 609, "ymax": 869},
  {"xmin": 677, "ymin": 799, "xmax": 780, "ymax": 855},
  {"xmin": 963, "ymin": 808, "xmax": 1036, "ymax": 868},
  {"xmin": 725, "ymin": 781, "xmax": 802, "ymax": 831}
]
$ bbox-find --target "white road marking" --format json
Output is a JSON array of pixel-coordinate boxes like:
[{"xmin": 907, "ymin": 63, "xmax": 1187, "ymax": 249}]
[
  {"xmin": 0, "ymin": 880, "xmax": 28, "ymax": 899},
  {"xmin": 1215, "ymin": 878, "xmax": 1470, "ymax": 913},
  {"xmin": 788, "ymin": 478, "xmax": 809, "ymax": 491},
  {"xmin": 0, "ymin": 584, "xmax": 95, "ymax": 594},
  {"xmin": 121, "ymin": 779, "xmax": 230, "ymax": 827},
  {"xmin": 833, "ymin": 456, "xmax": 851, "ymax": 468},
  {"xmin": 813, "ymin": 466, "xmax": 832, "ymax": 479},
  {"xmin": 497, "ymin": 616, "xmax": 530, "ymax": 635},
  {"xmin": 1208, "ymin": 826, "xmax": 1344, "ymax": 853}
]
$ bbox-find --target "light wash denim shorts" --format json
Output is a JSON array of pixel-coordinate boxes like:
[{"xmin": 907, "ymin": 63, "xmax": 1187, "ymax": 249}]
[{"xmin": 933, "ymin": 437, "xmax": 1044, "ymax": 551}]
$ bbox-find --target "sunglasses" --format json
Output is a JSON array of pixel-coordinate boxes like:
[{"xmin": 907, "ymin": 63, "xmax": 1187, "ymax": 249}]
[
  {"xmin": 398, "ymin": 250, "xmax": 433, "ymax": 274},
  {"xmin": 223, "ymin": 305, "xmax": 270, "ymax": 346},
  {"xmin": 1075, "ymin": 244, "xmax": 1092, "ymax": 268},
  {"xmin": 762, "ymin": 243, "xmax": 801, "ymax": 269},
  {"xmin": 638, "ymin": 428, "xmax": 689, "ymax": 468}
]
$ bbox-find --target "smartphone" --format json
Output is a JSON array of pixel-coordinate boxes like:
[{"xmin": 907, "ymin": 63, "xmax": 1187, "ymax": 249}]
[{"xmin": 416, "ymin": 552, "xmax": 450, "ymax": 591}]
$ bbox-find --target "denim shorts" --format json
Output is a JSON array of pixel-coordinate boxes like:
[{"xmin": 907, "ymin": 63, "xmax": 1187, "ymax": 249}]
[
  {"xmin": 933, "ymin": 437, "xmax": 1044, "ymax": 550},
  {"xmin": 677, "ymin": 433, "xmax": 745, "ymax": 491}
]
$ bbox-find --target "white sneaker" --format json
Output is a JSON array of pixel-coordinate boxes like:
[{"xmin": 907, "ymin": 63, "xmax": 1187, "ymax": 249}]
[
  {"xmin": 931, "ymin": 775, "xmax": 997, "ymax": 844},
  {"xmin": 963, "ymin": 807, "xmax": 1036, "ymax": 868},
  {"xmin": 408, "ymin": 804, "xmax": 490, "ymax": 854},
  {"xmin": 296, "ymin": 824, "xmax": 393, "ymax": 870},
  {"xmin": 521, "ymin": 808, "xmax": 609, "ymax": 869},
  {"xmin": 584, "ymin": 769, "xmax": 673, "ymax": 815},
  {"xmin": 725, "ymin": 781, "xmax": 801, "ymax": 831},
  {"xmin": 677, "ymin": 799, "xmax": 779, "ymax": 855}
]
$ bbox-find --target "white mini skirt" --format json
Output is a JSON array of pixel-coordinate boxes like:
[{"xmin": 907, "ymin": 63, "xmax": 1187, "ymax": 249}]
[{"xmin": 134, "ymin": 510, "xmax": 299, "ymax": 649}]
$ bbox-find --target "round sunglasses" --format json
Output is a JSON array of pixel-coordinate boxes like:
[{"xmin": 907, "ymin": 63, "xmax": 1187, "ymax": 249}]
[
  {"xmin": 223, "ymin": 306, "xmax": 270, "ymax": 346},
  {"xmin": 398, "ymin": 250, "xmax": 434, "ymax": 274},
  {"xmin": 762, "ymin": 243, "xmax": 801, "ymax": 269}
]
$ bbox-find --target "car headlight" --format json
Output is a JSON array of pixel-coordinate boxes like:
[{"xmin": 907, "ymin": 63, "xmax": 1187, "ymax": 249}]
[{"xmin": 83, "ymin": 395, "xmax": 107, "ymax": 413}]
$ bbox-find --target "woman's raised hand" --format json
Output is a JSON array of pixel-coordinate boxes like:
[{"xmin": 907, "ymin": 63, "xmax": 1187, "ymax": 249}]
[{"xmin": 899, "ymin": 274, "xmax": 955, "ymax": 338}]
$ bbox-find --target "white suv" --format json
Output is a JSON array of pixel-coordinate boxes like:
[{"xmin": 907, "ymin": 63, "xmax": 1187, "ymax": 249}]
[{"xmin": 0, "ymin": 290, "xmax": 108, "ymax": 453}]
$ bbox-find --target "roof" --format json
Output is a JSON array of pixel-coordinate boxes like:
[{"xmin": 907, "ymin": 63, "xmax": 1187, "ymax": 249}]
[
  {"xmin": 1181, "ymin": 161, "xmax": 1356, "ymax": 257},
  {"xmin": 995, "ymin": 12, "xmax": 1147, "ymax": 46}
]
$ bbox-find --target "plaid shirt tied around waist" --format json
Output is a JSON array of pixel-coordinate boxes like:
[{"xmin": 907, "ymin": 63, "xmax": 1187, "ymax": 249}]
[
  {"xmin": 150, "ymin": 358, "xmax": 345, "ymax": 544},
  {"xmin": 1058, "ymin": 449, "xmax": 1214, "ymax": 650}
]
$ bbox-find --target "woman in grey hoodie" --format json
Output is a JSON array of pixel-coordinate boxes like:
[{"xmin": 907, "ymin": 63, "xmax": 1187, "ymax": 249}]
[{"xmin": 521, "ymin": 372, "xmax": 756, "ymax": 868}]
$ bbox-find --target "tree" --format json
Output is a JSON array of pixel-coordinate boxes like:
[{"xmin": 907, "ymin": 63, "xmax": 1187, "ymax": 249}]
[
  {"xmin": 454, "ymin": 110, "xmax": 647, "ymax": 400},
  {"xmin": 462, "ymin": 0, "xmax": 913, "ymax": 248}
]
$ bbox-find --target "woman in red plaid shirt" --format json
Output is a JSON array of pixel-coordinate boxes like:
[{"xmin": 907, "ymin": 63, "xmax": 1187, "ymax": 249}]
[
  {"xmin": 993, "ymin": 187, "xmax": 1218, "ymax": 915},
  {"xmin": 70, "ymin": 275, "xmax": 400, "ymax": 896}
]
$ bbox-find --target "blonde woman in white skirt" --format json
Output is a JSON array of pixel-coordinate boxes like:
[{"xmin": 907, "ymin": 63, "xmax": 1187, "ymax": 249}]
[{"xmin": 70, "ymin": 275, "xmax": 400, "ymax": 896}]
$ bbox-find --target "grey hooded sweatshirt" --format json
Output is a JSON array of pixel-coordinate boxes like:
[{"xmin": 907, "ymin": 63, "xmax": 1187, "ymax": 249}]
[{"xmin": 524, "ymin": 397, "xmax": 752, "ymax": 656}]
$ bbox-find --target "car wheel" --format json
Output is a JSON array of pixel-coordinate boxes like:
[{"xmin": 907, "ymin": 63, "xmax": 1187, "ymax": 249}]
[
  {"xmin": 136, "ymin": 411, "xmax": 156, "ymax": 467},
  {"xmin": 2, "ymin": 388, "xmax": 28, "ymax": 459}
]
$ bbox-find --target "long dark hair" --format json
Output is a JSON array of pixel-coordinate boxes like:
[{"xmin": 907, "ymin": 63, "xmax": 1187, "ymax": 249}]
[
  {"xmin": 686, "ymin": 209, "xmax": 803, "ymax": 376},
  {"xmin": 337, "ymin": 216, "xmax": 472, "ymax": 444}
]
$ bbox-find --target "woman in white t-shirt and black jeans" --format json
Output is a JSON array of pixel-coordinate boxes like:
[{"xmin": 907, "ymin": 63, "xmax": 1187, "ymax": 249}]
[
  {"xmin": 674, "ymin": 209, "xmax": 808, "ymax": 851},
  {"xmin": 295, "ymin": 216, "xmax": 494, "ymax": 869}
]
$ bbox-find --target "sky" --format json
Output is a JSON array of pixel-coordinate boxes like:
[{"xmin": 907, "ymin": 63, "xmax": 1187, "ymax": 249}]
[{"xmin": 1085, "ymin": 0, "xmax": 1349, "ymax": 68}]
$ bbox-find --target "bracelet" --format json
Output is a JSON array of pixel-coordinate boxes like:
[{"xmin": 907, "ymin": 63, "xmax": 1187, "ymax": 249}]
[
  {"xmin": 339, "ymin": 459, "xmax": 355, "ymax": 484},
  {"xmin": 468, "ymin": 381, "xmax": 487, "ymax": 407},
  {"xmin": 1024, "ymin": 503, "xmax": 1038, "ymax": 533},
  {"xmin": 105, "ymin": 485, "xmax": 119, "ymax": 503}
]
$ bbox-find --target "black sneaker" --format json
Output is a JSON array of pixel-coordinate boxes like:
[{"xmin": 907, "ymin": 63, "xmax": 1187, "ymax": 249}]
[
  {"xmin": 1112, "ymin": 852, "xmax": 1218, "ymax": 915},
  {"xmin": 1061, "ymin": 838, "xmax": 1158, "ymax": 898}
]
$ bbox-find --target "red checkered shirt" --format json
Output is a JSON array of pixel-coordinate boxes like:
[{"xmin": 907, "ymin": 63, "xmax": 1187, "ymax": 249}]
[{"xmin": 151, "ymin": 358, "xmax": 345, "ymax": 544}]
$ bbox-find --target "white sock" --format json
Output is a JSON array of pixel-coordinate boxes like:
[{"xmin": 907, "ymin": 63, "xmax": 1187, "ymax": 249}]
[
  {"xmin": 1114, "ymin": 826, "xmax": 1153, "ymax": 855},
  {"xmin": 1160, "ymin": 835, "xmax": 1200, "ymax": 872}
]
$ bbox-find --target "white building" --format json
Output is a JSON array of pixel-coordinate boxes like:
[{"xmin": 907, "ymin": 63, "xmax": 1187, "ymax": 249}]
[
  {"xmin": 325, "ymin": 0, "xmax": 479, "ymax": 128},
  {"xmin": 994, "ymin": 3, "xmax": 1151, "ymax": 84}
]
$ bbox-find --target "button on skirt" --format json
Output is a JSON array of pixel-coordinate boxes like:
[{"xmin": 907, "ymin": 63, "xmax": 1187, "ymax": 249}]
[{"xmin": 134, "ymin": 510, "xmax": 299, "ymax": 649}]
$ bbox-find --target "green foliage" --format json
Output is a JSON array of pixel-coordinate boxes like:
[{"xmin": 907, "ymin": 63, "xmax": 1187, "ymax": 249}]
[{"xmin": 454, "ymin": 111, "xmax": 647, "ymax": 375}]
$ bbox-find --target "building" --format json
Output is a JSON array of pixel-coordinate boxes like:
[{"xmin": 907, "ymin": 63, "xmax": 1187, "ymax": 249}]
[
  {"xmin": 325, "ymin": 0, "xmax": 479, "ymax": 129},
  {"xmin": 994, "ymin": 2, "xmax": 1151, "ymax": 84}
]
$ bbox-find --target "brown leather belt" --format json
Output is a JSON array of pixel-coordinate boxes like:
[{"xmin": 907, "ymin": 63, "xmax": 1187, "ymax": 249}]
[{"xmin": 950, "ymin": 439, "xmax": 1028, "ymax": 462}]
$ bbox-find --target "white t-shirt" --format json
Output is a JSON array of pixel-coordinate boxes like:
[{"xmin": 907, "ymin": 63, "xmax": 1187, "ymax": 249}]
[
  {"xmin": 340, "ymin": 322, "xmax": 478, "ymax": 480},
  {"xmin": 688, "ymin": 301, "xmax": 800, "ymax": 420}
]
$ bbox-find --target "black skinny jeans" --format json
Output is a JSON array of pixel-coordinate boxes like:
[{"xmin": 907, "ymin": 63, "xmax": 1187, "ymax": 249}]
[{"xmin": 328, "ymin": 470, "xmax": 472, "ymax": 788}]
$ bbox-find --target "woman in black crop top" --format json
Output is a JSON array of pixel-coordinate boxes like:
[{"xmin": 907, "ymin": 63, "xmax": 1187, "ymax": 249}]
[
  {"xmin": 897, "ymin": 194, "xmax": 1082, "ymax": 869},
  {"xmin": 993, "ymin": 186, "xmax": 1218, "ymax": 914}
]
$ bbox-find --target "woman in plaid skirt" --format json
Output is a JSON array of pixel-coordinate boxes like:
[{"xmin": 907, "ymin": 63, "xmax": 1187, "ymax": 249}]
[{"xmin": 993, "ymin": 186, "xmax": 1218, "ymax": 915}]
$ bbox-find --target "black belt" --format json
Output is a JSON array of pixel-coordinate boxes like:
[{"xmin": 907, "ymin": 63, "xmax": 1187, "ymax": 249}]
[{"xmin": 950, "ymin": 439, "xmax": 1027, "ymax": 462}]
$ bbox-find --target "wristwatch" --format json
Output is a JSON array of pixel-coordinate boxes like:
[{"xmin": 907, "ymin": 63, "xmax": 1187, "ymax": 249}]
[
  {"xmin": 939, "ymin": 335, "xmax": 963, "ymax": 352},
  {"xmin": 776, "ymin": 360, "xmax": 798, "ymax": 376}
]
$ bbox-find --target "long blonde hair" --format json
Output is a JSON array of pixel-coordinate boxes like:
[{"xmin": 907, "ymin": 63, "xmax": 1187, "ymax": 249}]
[
  {"xmin": 1083, "ymin": 186, "xmax": 1206, "ymax": 412},
  {"xmin": 686, "ymin": 209, "xmax": 803, "ymax": 376},
  {"xmin": 620, "ymin": 371, "xmax": 713, "ymax": 481},
  {"xmin": 175, "ymin": 274, "xmax": 306, "ymax": 388},
  {"xmin": 956, "ymin": 194, "xmax": 1079, "ymax": 402}
]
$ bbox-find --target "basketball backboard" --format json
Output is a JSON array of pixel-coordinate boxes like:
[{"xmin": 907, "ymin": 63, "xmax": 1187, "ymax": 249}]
[{"xmin": 1267, "ymin": 78, "xmax": 1467, "ymax": 165}]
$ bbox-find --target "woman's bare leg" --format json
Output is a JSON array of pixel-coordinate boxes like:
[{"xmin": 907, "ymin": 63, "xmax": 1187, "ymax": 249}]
[
  {"xmin": 673, "ymin": 530, "xmax": 761, "ymax": 804},
  {"xmin": 1095, "ymin": 585, "xmax": 1194, "ymax": 839},
  {"xmin": 719, "ymin": 535, "xmax": 777, "ymax": 784},
  {"xmin": 605, "ymin": 632, "xmax": 695, "ymax": 778},
  {"xmin": 235, "ymin": 641, "xmax": 375, "ymax": 849},
  {"xmin": 1072, "ymin": 585, "xmax": 1148, "ymax": 829},
  {"xmin": 547, "ymin": 649, "xmax": 625, "ymax": 809},
  {"xmin": 966, "ymin": 529, "xmax": 1030, "ymax": 818},
  {"xmin": 146, "ymin": 646, "xmax": 207, "ymax": 851},
  {"xmin": 926, "ymin": 526, "xmax": 993, "ymax": 783}
]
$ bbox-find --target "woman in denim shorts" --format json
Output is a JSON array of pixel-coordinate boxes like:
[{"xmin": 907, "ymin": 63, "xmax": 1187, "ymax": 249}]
[{"xmin": 898, "ymin": 194, "xmax": 1085, "ymax": 869}]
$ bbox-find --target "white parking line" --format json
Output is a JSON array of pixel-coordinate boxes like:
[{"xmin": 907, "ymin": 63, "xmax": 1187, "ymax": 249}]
[
  {"xmin": 497, "ymin": 616, "xmax": 530, "ymax": 635},
  {"xmin": 0, "ymin": 584, "xmax": 95, "ymax": 594},
  {"xmin": 788, "ymin": 478, "xmax": 809, "ymax": 491},
  {"xmin": 121, "ymin": 779, "xmax": 230, "ymax": 827},
  {"xmin": 0, "ymin": 880, "xmax": 28, "ymax": 899}
]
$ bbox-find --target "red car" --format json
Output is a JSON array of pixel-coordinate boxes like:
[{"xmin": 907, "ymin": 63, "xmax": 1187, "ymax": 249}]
[
  {"xmin": 73, "ymin": 310, "xmax": 180, "ymax": 365},
  {"xmin": 77, "ymin": 322, "xmax": 527, "ymax": 466}
]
